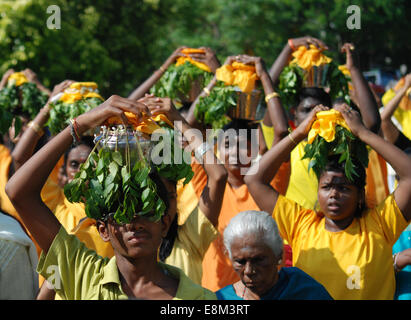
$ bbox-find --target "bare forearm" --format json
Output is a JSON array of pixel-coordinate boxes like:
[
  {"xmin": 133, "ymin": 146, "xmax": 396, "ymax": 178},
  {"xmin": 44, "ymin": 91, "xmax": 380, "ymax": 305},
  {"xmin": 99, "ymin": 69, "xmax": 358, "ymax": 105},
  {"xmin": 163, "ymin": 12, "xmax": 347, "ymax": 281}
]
[
  {"xmin": 177, "ymin": 118, "xmax": 227, "ymax": 225},
  {"xmin": 380, "ymin": 119, "xmax": 400, "ymax": 144},
  {"xmin": 269, "ymin": 43, "xmax": 292, "ymax": 85},
  {"xmin": 349, "ymin": 67, "xmax": 380, "ymax": 133},
  {"xmin": 260, "ymin": 72, "xmax": 289, "ymax": 145},
  {"xmin": 357, "ymin": 127, "xmax": 411, "ymax": 182},
  {"xmin": 5, "ymin": 127, "xmax": 70, "ymax": 252},
  {"xmin": 128, "ymin": 70, "xmax": 163, "ymax": 100},
  {"xmin": 11, "ymin": 105, "xmax": 50, "ymax": 171}
]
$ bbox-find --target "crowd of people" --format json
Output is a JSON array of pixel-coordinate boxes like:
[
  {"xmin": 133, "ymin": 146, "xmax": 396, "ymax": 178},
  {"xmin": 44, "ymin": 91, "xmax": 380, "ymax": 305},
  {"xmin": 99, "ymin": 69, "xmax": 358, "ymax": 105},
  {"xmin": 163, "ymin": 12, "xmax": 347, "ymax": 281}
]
[{"xmin": 0, "ymin": 35, "xmax": 411, "ymax": 300}]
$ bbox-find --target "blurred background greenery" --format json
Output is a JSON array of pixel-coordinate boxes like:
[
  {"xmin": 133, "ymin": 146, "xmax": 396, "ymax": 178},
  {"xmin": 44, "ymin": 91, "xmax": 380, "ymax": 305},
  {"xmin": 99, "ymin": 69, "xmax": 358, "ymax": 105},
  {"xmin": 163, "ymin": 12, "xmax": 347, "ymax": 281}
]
[{"xmin": 0, "ymin": 0, "xmax": 410, "ymax": 97}]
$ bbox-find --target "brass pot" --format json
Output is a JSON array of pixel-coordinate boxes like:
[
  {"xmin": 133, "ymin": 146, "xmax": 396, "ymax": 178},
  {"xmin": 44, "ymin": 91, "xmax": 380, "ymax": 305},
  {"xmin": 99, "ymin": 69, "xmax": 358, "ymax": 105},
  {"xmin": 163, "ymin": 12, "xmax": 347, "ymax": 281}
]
[
  {"xmin": 228, "ymin": 89, "xmax": 262, "ymax": 121},
  {"xmin": 177, "ymin": 76, "xmax": 204, "ymax": 104}
]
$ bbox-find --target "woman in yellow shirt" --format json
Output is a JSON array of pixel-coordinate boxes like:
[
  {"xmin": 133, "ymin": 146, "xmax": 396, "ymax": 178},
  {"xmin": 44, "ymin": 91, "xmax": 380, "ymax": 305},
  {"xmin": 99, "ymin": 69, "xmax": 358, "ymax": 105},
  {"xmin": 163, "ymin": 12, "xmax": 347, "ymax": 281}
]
[
  {"xmin": 6, "ymin": 95, "xmax": 218, "ymax": 300},
  {"xmin": 244, "ymin": 104, "xmax": 411, "ymax": 300}
]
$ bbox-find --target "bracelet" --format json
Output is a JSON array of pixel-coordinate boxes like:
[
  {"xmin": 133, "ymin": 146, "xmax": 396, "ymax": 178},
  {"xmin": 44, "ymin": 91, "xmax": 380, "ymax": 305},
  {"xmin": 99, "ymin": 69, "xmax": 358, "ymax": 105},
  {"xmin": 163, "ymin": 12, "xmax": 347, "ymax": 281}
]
[
  {"xmin": 288, "ymin": 133, "xmax": 297, "ymax": 146},
  {"xmin": 69, "ymin": 118, "xmax": 80, "ymax": 145},
  {"xmin": 203, "ymin": 87, "xmax": 210, "ymax": 96},
  {"xmin": 265, "ymin": 92, "xmax": 279, "ymax": 103},
  {"xmin": 27, "ymin": 121, "xmax": 44, "ymax": 137},
  {"xmin": 194, "ymin": 142, "xmax": 213, "ymax": 163},
  {"xmin": 406, "ymin": 87, "xmax": 411, "ymax": 97},
  {"xmin": 288, "ymin": 39, "xmax": 296, "ymax": 51},
  {"xmin": 159, "ymin": 65, "xmax": 166, "ymax": 73}
]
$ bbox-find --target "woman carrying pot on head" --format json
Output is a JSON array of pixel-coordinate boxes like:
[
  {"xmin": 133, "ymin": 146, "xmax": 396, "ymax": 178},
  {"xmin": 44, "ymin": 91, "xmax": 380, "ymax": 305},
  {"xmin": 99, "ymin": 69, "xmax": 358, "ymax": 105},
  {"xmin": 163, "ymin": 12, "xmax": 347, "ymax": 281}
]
[{"xmin": 244, "ymin": 103, "xmax": 411, "ymax": 300}]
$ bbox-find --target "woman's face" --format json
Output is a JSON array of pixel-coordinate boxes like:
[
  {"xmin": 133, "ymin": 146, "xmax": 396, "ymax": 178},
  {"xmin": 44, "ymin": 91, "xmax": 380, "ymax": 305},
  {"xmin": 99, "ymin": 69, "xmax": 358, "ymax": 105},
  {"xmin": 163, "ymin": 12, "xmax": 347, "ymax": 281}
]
[
  {"xmin": 230, "ymin": 234, "xmax": 279, "ymax": 297},
  {"xmin": 65, "ymin": 144, "xmax": 92, "ymax": 183},
  {"xmin": 317, "ymin": 170, "xmax": 360, "ymax": 222}
]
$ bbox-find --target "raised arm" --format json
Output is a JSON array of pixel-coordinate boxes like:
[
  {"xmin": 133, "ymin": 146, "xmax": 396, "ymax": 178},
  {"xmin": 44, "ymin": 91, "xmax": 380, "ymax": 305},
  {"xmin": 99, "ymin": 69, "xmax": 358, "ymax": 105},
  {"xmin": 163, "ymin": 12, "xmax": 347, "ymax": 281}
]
[
  {"xmin": 22, "ymin": 69, "xmax": 51, "ymax": 96},
  {"xmin": 237, "ymin": 55, "xmax": 289, "ymax": 145},
  {"xmin": 11, "ymin": 80, "xmax": 74, "ymax": 172},
  {"xmin": 244, "ymin": 104, "xmax": 328, "ymax": 213},
  {"xmin": 128, "ymin": 46, "xmax": 186, "ymax": 100},
  {"xmin": 141, "ymin": 96, "xmax": 227, "ymax": 227},
  {"xmin": 184, "ymin": 49, "xmax": 222, "ymax": 130},
  {"xmin": 341, "ymin": 43, "xmax": 380, "ymax": 133},
  {"xmin": 269, "ymin": 36, "xmax": 328, "ymax": 85},
  {"xmin": 5, "ymin": 96, "xmax": 152, "ymax": 252},
  {"xmin": 380, "ymin": 74, "xmax": 411, "ymax": 145},
  {"xmin": 334, "ymin": 103, "xmax": 411, "ymax": 221}
]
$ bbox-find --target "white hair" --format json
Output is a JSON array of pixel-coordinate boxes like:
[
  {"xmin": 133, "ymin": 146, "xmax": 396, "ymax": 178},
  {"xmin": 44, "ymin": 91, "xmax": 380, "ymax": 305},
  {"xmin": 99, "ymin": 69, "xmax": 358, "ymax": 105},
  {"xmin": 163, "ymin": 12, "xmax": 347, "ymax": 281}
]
[{"xmin": 223, "ymin": 210, "xmax": 283, "ymax": 260}]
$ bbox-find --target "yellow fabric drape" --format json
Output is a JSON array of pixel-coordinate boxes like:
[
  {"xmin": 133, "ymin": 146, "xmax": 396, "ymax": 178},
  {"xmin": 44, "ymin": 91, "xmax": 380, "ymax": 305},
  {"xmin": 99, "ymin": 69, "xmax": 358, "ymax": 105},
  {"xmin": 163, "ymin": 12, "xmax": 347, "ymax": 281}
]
[
  {"xmin": 175, "ymin": 48, "xmax": 212, "ymax": 73},
  {"xmin": 290, "ymin": 45, "xmax": 332, "ymax": 71},
  {"xmin": 216, "ymin": 62, "xmax": 259, "ymax": 94},
  {"xmin": 7, "ymin": 72, "xmax": 29, "ymax": 86},
  {"xmin": 307, "ymin": 109, "xmax": 350, "ymax": 144},
  {"xmin": 58, "ymin": 82, "xmax": 104, "ymax": 104}
]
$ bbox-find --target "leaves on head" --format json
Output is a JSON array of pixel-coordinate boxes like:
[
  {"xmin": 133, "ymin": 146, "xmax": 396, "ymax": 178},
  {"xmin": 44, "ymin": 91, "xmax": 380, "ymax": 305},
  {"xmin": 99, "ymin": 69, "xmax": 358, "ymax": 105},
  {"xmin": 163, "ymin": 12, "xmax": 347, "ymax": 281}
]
[
  {"xmin": 0, "ymin": 82, "xmax": 48, "ymax": 135},
  {"xmin": 302, "ymin": 125, "xmax": 369, "ymax": 181}
]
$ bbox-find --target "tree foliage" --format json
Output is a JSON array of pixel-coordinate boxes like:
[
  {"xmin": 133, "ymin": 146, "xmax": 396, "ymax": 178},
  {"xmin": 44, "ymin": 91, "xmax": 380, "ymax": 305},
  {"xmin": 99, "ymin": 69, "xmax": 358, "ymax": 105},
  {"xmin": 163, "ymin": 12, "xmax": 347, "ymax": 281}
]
[{"xmin": 0, "ymin": 0, "xmax": 409, "ymax": 98}]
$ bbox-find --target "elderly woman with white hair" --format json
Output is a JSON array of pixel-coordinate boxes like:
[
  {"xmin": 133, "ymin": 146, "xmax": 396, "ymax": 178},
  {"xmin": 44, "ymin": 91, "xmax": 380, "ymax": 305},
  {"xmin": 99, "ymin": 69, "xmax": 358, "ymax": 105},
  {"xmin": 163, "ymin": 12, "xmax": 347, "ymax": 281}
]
[{"xmin": 216, "ymin": 211, "xmax": 332, "ymax": 300}]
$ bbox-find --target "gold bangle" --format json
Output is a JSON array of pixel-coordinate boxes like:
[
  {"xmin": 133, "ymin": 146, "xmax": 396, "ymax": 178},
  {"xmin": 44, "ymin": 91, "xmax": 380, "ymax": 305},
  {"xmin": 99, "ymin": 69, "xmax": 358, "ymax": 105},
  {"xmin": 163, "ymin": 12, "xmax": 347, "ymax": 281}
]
[
  {"xmin": 288, "ymin": 133, "xmax": 297, "ymax": 146},
  {"xmin": 203, "ymin": 87, "xmax": 210, "ymax": 96},
  {"xmin": 27, "ymin": 121, "xmax": 44, "ymax": 137},
  {"xmin": 265, "ymin": 92, "xmax": 279, "ymax": 103},
  {"xmin": 159, "ymin": 66, "xmax": 166, "ymax": 73}
]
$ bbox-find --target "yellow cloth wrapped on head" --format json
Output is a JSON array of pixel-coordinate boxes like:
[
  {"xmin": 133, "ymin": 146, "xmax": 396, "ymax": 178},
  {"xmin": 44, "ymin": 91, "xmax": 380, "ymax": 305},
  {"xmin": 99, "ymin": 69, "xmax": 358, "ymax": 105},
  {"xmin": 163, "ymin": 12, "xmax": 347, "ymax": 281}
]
[
  {"xmin": 216, "ymin": 61, "xmax": 259, "ymax": 94},
  {"xmin": 7, "ymin": 72, "xmax": 29, "ymax": 86},
  {"xmin": 291, "ymin": 44, "xmax": 332, "ymax": 71},
  {"xmin": 175, "ymin": 48, "xmax": 212, "ymax": 73},
  {"xmin": 59, "ymin": 82, "xmax": 104, "ymax": 104},
  {"xmin": 307, "ymin": 109, "xmax": 350, "ymax": 144},
  {"xmin": 105, "ymin": 112, "xmax": 174, "ymax": 135}
]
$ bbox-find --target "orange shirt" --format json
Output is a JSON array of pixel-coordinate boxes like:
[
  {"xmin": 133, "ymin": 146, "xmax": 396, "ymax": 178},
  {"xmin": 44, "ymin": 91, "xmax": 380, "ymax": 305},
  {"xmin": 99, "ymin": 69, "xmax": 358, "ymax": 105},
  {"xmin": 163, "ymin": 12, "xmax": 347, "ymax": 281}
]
[
  {"xmin": 0, "ymin": 144, "xmax": 64, "ymax": 257},
  {"xmin": 191, "ymin": 160, "xmax": 290, "ymax": 292}
]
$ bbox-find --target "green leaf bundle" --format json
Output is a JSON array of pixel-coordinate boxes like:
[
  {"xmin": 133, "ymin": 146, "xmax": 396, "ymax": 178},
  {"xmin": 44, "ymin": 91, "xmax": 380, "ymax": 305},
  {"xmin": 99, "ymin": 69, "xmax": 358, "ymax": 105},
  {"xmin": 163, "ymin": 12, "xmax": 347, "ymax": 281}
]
[
  {"xmin": 278, "ymin": 61, "xmax": 350, "ymax": 111},
  {"xmin": 150, "ymin": 61, "xmax": 213, "ymax": 104},
  {"xmin": 47, "ymin": 97, "xmax": 103, "ymax": 135},
  {"xmin": 151, "ymin": 123, "xmax": 194, "ymax": 185},
  {"xmin": 194, "ymin": 81, "xmax": 238, "ymax": 129},
  {"xmin": 64, "ymin": 142, "xmax": 166, "ymax": 225},
  {"xmin": 302, "ymin": 125, "xmax": 369, "ymax": 182},
  {"xmin": 0, "ymin": 82, "xmax": 48, "ymax": 135}
]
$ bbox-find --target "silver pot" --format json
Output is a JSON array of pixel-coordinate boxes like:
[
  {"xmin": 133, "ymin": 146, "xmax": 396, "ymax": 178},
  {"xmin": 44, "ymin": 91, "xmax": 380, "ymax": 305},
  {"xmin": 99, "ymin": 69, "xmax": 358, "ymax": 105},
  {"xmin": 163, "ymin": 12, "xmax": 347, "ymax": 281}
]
[
  {"xmin": 228, "ymin": 88, "xmax": 262, "ymax": 121},
  {"xmin": 94, "ymin": 125, "xmax": 153, "ymax": 166}
]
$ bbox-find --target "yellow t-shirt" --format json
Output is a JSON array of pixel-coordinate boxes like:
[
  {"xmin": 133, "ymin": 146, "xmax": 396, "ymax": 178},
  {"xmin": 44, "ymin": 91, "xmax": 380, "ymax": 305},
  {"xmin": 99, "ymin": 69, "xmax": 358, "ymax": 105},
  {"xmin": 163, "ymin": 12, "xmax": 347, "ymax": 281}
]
[
  {"xmin": 37, "ymin": 226, "xmax": 216, "ymax": 300},
  {"xmin": 285, "ymin": 141, "xmax": 319, "ymax": 210},
  {"xmin": 165, "ymin": 206, "xmax": 218, "ymax": 285},
  {"xmin": 272, "ymin": 193, "xmax": 408, "ymax": 300},
  {"xmin": 393, "ymin": 107, "xmax": 411, "ymax": 140},
  {"xmin": 54, "ymin": 196, "xmax": 86, "ymax": 234}
]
